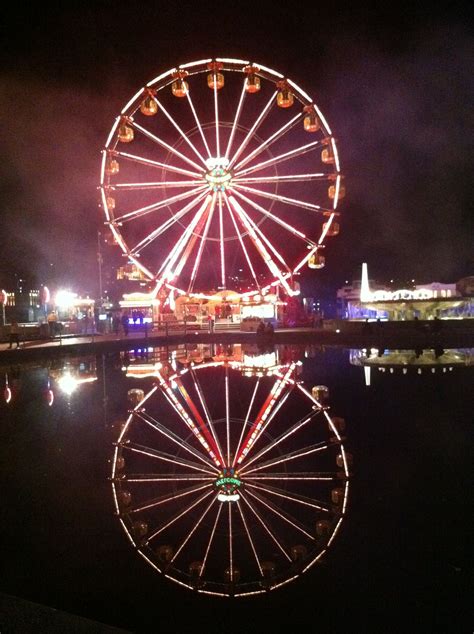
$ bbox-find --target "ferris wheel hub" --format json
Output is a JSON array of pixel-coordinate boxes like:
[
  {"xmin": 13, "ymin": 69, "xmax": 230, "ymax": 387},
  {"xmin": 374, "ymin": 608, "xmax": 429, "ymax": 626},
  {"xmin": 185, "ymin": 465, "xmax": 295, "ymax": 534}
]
[
  {"xmin": 215, "ymin": 467, "xmax": 242, "ymax": 502},
  {"xmin": 204, "ymin": 156, "xmax": 233, "ymax": 192}
]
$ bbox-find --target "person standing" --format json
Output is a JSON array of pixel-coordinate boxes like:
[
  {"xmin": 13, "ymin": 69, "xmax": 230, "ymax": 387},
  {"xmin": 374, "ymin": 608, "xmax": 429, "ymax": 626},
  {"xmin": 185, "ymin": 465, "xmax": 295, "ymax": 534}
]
[
  {"xmin": 121, "ymin": 312, "xmax": 129, "ymax": 336},
  {"xmin": 47, "ymin": 310, "xmax": 58, "ymax": 337},
  {"xmin": 113, "ymin": 313, "xmax": 121, "ymax": 335},
  {"xmin": 8, "ymin": 320, "xmax": 21, "ymax": 349}
]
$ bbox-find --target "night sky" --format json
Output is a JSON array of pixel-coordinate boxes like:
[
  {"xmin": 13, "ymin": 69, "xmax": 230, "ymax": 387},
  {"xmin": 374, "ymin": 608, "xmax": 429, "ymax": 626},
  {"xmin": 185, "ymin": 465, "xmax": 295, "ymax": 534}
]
[{"xmin": 0, "ymin": 2, "xmax": 472, "ymax": 295}]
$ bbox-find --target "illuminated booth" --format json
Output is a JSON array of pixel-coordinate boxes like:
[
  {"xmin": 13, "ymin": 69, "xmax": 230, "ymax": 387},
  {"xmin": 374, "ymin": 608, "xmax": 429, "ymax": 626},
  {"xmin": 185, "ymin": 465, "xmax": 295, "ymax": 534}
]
[{"xmin": 119, "ymin": 292, "xmax": 159, "ymax": 326}]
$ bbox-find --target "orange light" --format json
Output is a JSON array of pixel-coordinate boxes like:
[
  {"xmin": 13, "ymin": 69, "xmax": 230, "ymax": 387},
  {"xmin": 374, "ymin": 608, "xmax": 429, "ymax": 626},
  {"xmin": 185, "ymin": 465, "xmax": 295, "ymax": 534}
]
[
  {"xmin": 140, "ymin": 91, "xmax": 158, "ymax": 116},
  {"xmin": 207, "ymin": 62, "xmax": 224, "ymax": 90},
  {"xmin": 328, "ymin": 185, "xmax": 345, "ymax": 200},
  {"xmin": 308, "ymin": 253, "xmax": 325, "ymax": 269},
  {"xmin": 105, "ymin": 156, "xmax": 119, "ymax": 176},
  {"xmin": 171, "ymin": 78, "xmax": 188, "ymax": 97},
  {"xmin": 244, "ymin": 65, "xmax": 261, "ymax": 93},
  {"xmin": 303, "ymin": 106, "xmax": 320, "ymax": 132},
  {"xmin": 171, "ymin": 70, "xmax": 189, "ymax": 97},
  {"xmin": 276, "ymin": 81, "xmax": 294, "ymax": 108},
  {"xmin": 323, "ymin": 221, "xmax": 340, "ymax": 236},
  {"xmin": 321, "ymin": 147, "xmax": 334, "ymax": 164},
  {"xmin": 118, "ymin": 119, "xmax": 134, "ymax": 143}
]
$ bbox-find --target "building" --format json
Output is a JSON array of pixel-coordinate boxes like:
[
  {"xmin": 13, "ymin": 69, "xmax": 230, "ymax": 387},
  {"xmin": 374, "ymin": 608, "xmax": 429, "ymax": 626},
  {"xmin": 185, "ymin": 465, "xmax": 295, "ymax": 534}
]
[{"xmin": 338, "ymin": 264, "xmax": 474, "ymax": 321}]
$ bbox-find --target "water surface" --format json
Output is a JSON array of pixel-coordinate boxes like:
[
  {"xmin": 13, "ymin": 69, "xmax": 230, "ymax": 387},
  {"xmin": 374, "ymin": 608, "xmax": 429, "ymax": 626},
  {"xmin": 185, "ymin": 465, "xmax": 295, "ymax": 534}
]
[{"xmin": 0, "ymin": 343, "xmax": 471, "ymax": 632}]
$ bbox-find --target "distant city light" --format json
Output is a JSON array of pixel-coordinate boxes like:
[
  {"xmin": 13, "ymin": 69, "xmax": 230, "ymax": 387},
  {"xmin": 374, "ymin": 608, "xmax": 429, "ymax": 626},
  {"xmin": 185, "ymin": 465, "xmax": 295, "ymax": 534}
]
[{"xmin": 55, "ymin": 290, "xmax": 77, "ymax": 308}]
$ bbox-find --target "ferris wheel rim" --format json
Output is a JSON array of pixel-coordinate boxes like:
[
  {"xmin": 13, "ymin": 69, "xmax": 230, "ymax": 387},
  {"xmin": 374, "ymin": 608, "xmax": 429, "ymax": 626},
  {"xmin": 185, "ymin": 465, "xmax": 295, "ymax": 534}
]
[{"xmin": 100, "ymin": 57, "xmax": 343, "ymax": 298}]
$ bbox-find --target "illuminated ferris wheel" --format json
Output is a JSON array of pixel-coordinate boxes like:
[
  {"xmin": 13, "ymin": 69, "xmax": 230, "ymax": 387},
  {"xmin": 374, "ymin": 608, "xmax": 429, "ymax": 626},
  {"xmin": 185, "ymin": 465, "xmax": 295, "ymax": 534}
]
[
  {"xmin": 112, "ymin": 360, "xmax": 350, "ymax": 597},
  {"xmin": 100, "ymin": 58, "xmax": 344, "ymax": 300}
]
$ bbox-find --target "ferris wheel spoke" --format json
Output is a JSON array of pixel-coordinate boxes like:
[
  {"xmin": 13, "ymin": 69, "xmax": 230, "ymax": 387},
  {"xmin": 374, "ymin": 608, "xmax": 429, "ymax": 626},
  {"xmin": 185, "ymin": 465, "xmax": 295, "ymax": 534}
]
[
  {"xmin": 129, "ymin": 481, "xmax": 213, "ymax": 514},
  {"xmin": 235, "ymin": 364, "xmax": 296, "ymax": 466},
  {"xmin": 121, "ymin": 441, "xmax": 217, "ymax": 475},
  {"xmin": 156, "ymin": 367, "xmax": 223, "ymax": 468},
  {"xmin": 174, "ymin": 375, "xmax": 225, "ymax": 465},
  {"xmin": 233, "ymin": 112, "xmax": 302, "ymax": 171},
  {"xmin": 224, "ymin": 195, "xmax": 261, "ymax": 292},
  {"xmin": 188, "ymin": 192, "xmax": 217, "ymax": 293},
  {"xmin": 146, "ymin": 489, "xmax": 214, "ymax": 543},
  {"xmin": 124, "ymin": 474, "xmax": 212, "ymax": 483},
  {"xmin": 152, "ymin": 96, "xmax": 208, "ymax": 167},
  {"xmin": 225, "ymin": 366, "xmax": 231, "ymax": 465},
  {"xmin": 245, "ymin": 471, "xmax": 337, "ymax": 482},
  {"xmin": 228, "ymin": 503, "xmax": 234, "ymax": 582},
  {"xmin": 134, "ymin": 409, "xmax": 217, "ymax": 470},
  {"xmin": 170, "ymin": 496, "xmax": 217, "ymax": 564},
  {"xmin": 114, "ymin": 186, "xmax": 207, "ymax": 224},
  {"xmin": 232, "ymin": 378, "xmax": 260, "ymax": 468},
  {"xmin": 227, "ymin": 91, "xmax": 277, "ymax": 169},
  {"xmin": 245, "ymin": 488, "xmax": 315, "ymax": 540},
  {"xmin": 230, "ymin": 197, "xmax": 292, "ymax": 272},
  {"xmin": 234, "ymin": 139, "xmax": 322, "ymax": 177},
  {"xmin": 227, "ymin": 195, "xmax": 294, "ymax": 295},
  {"xmin": 172, "ymin": 213, "xmax": 208, "ymax": 280},
  {"xmin": 114, "ymin": 150, "xmax": 202, "ymax": 178},
  {"xmin": 245, "ymin": 481, "xmax": 331, "ymax": 513},
  {"xmin": 200, "ymin": 503, "xmax": 224, "ymax": 578},
  {"xmin": 191, "ymin": 368, "xmax": 226, "ymax": 466},
  {"xmin": 130, "ymin": 190, "xmax": 208, "ymax": 256},
  {"xmin": 236, "ymin": 501, "xmax": 264, "ymax": 576},
  {"xmin": 240, "ymin": 387, "xmax": 291, "ymax": 464},
  {"xmin": 113, "ymin": 180, "xmax": 204, "ymax": 190},
  {"xmin": 233, "ymin": 173, "xmax": 329, "ymax": 185},
  {"xmin": 154, "ymin": 196, "xmax": 211, "ymax": 291},
  {"xmin": 240, "ymin": 492, "xmax": 292, "ymax": 562},
  {"xmin": 241, "ymin": 441, "xmax": 330, "ymax": 476},
  {"xmin": 213, "ymin": 75, "xmax": 221, "ymax": 156},
  {"xmin": 132, "ymin": 121, "xmax": 204, "ymax": 172},
  {"xmin": 239, "ymin": 409, "xmax": 321, "ymax": 473},
  {"xmin": 185, "ymin": 91, "xmax": 212, "ymax": 158},
  {"xmin": 224, "ymin": 80, "xmax": 247, "ymax": 160},
  {"xmin": 218, "ymin": 193, "xmax": 226, "ymax": 289},
  {"xmin": 230, "ymin": 188, "xmax": 316, "ymax": 246},
  {"xmin": 232, "ymin": 183, "xmax": 330, "ymax": 214}
]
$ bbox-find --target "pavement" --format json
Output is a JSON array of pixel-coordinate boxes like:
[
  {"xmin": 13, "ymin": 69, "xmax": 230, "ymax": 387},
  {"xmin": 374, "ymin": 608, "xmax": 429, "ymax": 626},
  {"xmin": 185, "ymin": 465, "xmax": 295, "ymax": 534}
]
[{"xmin": 0, "ymin": 319, "xmax": 473, "ymax": 363}]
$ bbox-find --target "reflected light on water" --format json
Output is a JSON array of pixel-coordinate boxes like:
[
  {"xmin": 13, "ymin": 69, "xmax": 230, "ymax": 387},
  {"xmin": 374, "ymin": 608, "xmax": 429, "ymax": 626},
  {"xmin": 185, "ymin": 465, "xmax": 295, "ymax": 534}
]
[{"xmin": 58, "ymin": 373, "xmax": 97, "ymax": 395}]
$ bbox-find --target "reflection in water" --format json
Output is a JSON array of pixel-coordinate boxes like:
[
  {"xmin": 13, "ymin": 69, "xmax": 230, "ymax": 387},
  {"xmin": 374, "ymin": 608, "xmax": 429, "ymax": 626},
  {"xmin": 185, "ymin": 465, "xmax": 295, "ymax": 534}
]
[
  {"xmin": 4, "ymin": 373, "xmax": 12, "ymax": 404},
  {"xmin": 350, "ymin": 348, "xmax": 473, "ymax": 385},
  {"xmin": 112, "ymin": 344, "xmax": 350, "ymax": 597},
  {"xmin": 0, "ymin": 342, "xmax": 471, "ymax": 628},
  {"xmin": 50, "ymin": 357, "xmax": 97, "ymax": 396},
  {"xmin": 2, "ymin": 356, "xmax": 98, "ymax": 404}
]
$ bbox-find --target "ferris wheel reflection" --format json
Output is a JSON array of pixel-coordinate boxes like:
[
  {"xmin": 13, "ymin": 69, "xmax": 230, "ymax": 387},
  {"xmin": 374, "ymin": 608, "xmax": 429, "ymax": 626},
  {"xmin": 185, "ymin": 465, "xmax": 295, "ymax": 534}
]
[{"xmin": 112, "ymin": 344, "xmax": 351, "ymax": 597}]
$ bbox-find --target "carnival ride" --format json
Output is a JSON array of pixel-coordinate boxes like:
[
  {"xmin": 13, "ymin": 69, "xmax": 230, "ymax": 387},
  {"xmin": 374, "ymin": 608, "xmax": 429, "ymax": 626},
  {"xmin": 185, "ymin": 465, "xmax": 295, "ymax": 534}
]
[{"xmin": 100, "ymin": 58, "xmax": 343, "ymax": 303}]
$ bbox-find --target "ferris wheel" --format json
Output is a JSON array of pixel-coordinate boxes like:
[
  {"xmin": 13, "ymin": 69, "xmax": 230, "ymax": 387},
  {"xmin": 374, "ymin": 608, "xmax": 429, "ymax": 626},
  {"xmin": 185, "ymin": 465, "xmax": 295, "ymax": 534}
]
[
  {"xmin": 100, "ymin": 58, "xmax": 344, "ymax": 300},
  {"xmin": 112, "ymin": 360, "xmax": 350, "ymax": 597}
]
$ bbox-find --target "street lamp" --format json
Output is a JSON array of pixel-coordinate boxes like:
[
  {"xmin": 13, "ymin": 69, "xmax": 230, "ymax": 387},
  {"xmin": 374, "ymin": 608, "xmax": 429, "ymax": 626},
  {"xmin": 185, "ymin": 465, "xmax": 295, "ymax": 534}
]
[{"xmin": 97, "ymin": 230, "xmax": 103, "ymax": 304}]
